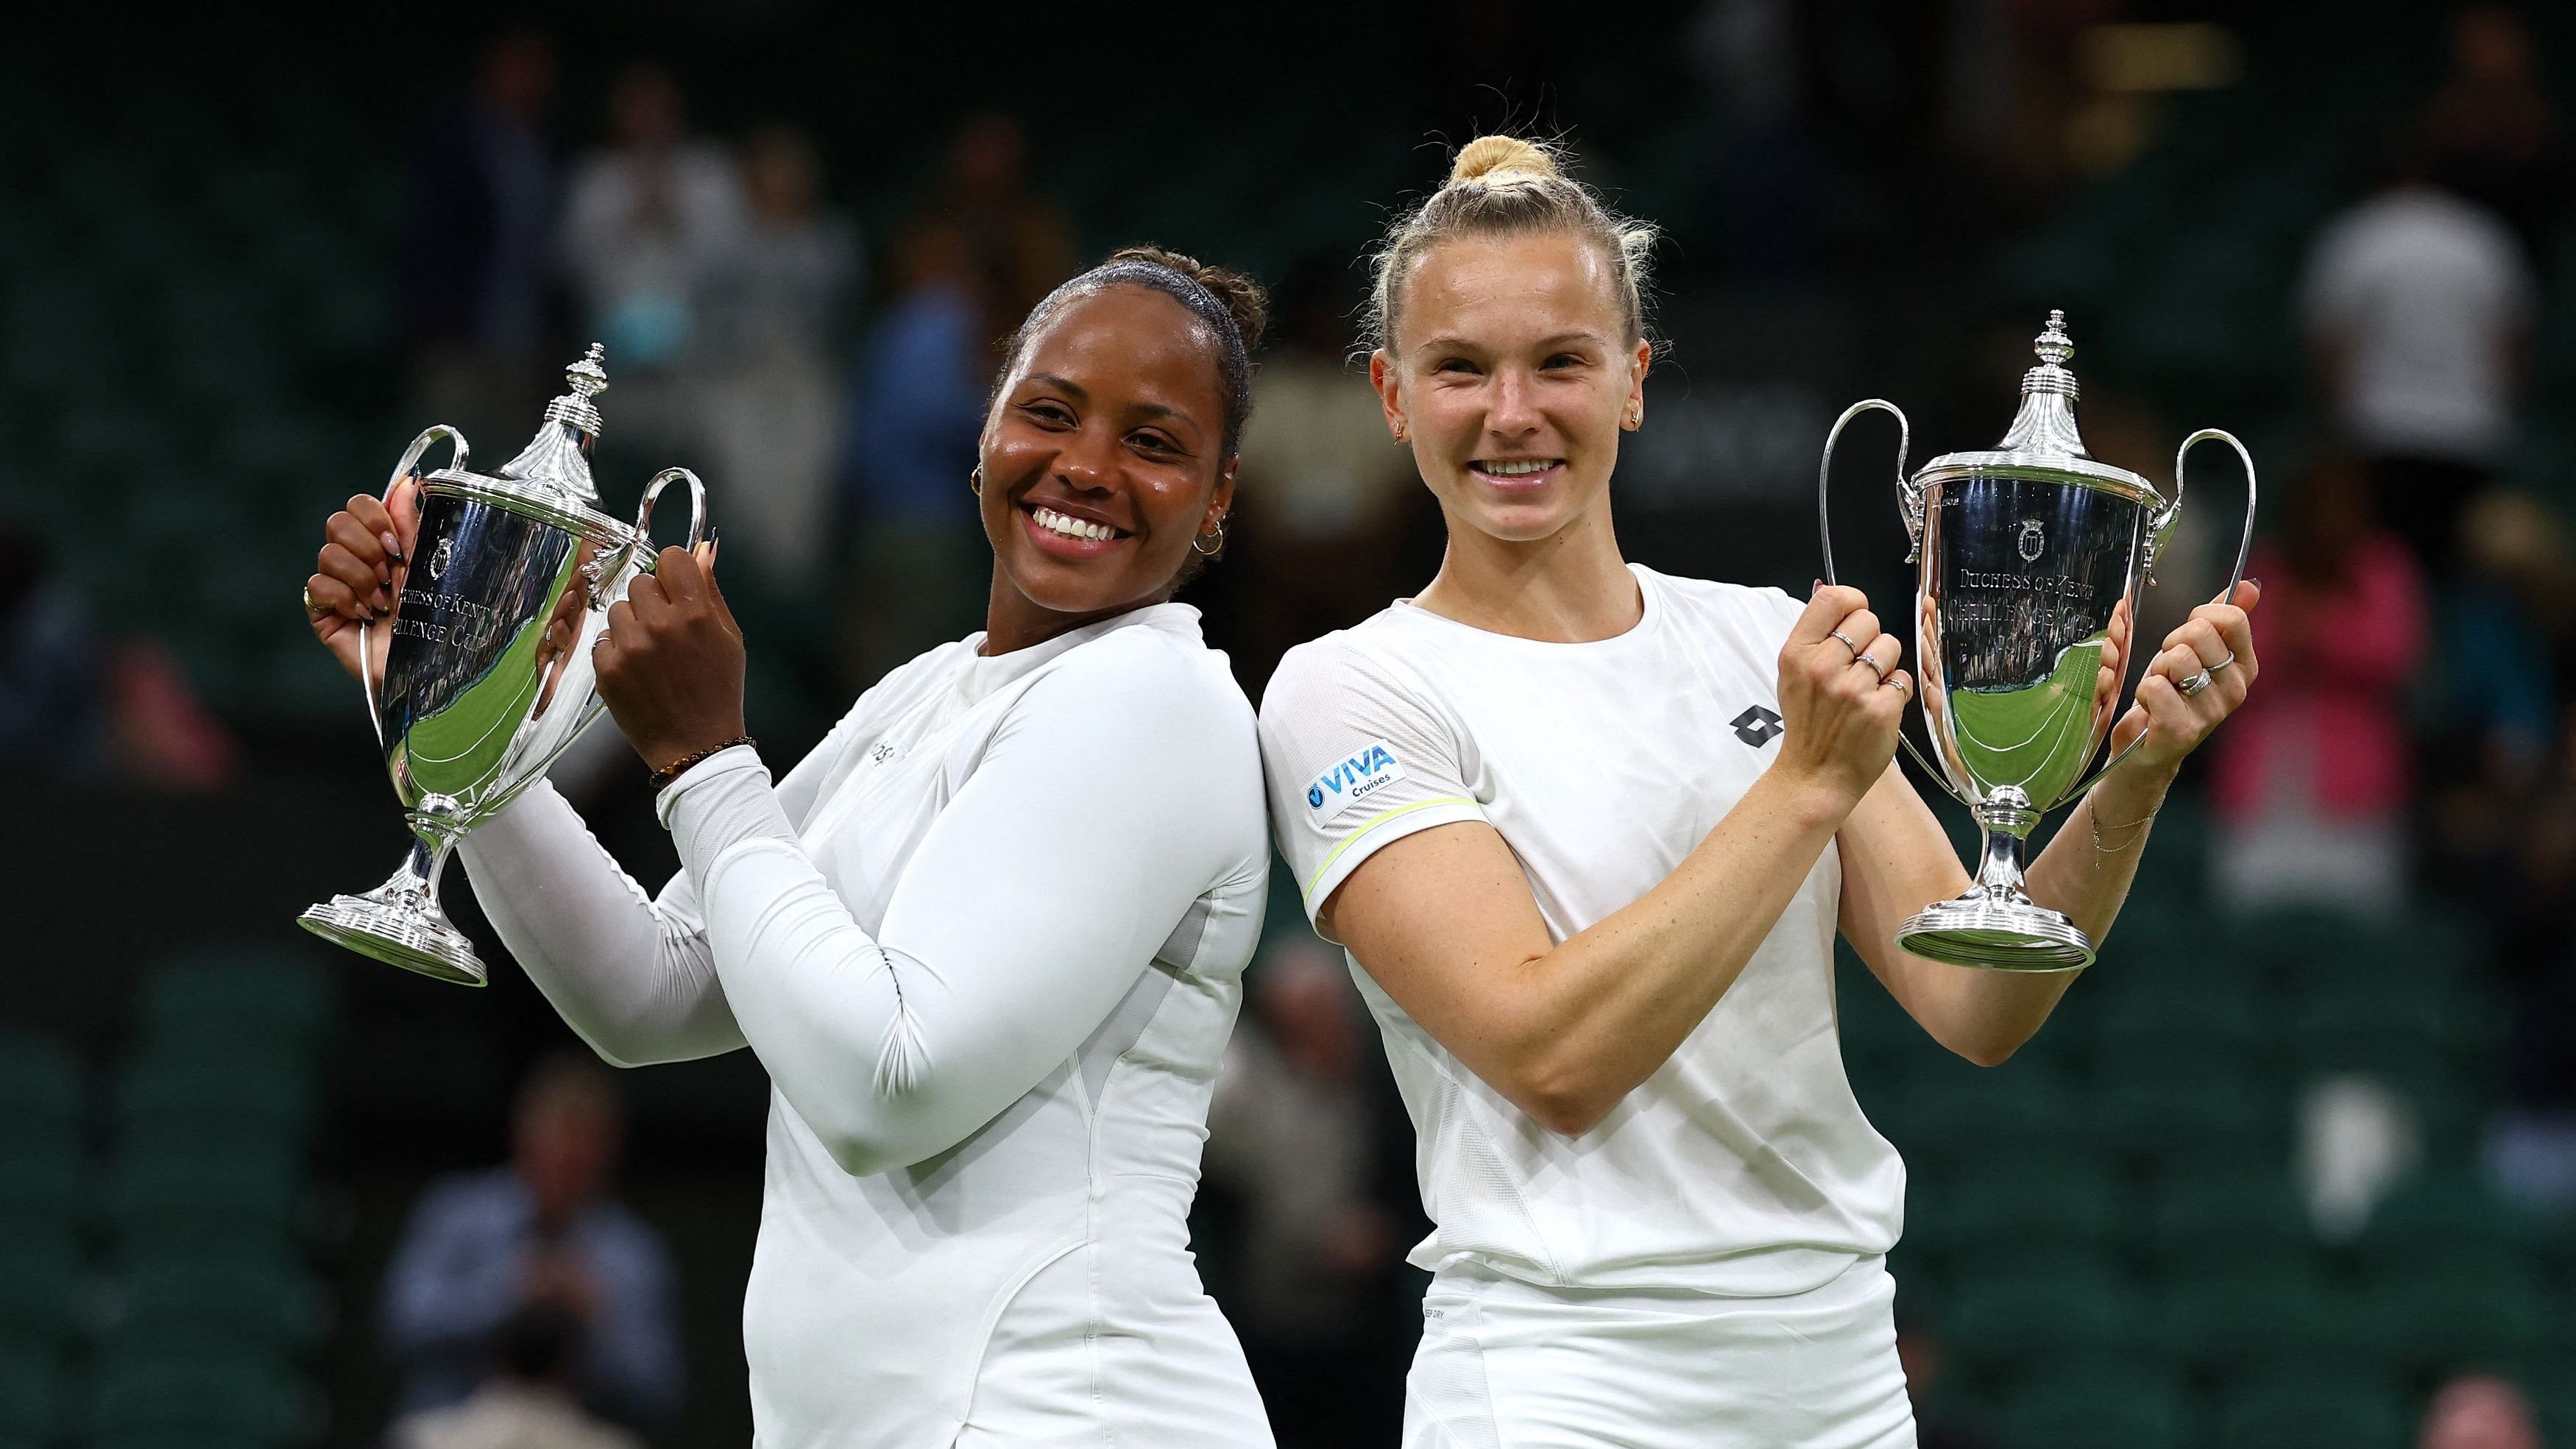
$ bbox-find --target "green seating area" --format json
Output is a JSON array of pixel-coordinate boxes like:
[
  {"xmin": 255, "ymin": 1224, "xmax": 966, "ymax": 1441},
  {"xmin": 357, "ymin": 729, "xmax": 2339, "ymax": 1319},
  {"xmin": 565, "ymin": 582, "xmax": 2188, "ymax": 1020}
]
[
  {"xmin": 0, "ymin": 949, "xmax": 336, "ymax": 1449},
  {"xmin": 1841, "ymin": 802, "xmax": 2554, "ymax": 1449}
]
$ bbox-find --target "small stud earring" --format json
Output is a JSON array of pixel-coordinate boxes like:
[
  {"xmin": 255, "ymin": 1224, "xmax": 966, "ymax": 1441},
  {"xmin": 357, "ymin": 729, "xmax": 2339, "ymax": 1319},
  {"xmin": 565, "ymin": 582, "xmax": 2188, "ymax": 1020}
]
[{"xmin": 1393, "ymin": 423, "xmax": 1409, "ymax": 443}]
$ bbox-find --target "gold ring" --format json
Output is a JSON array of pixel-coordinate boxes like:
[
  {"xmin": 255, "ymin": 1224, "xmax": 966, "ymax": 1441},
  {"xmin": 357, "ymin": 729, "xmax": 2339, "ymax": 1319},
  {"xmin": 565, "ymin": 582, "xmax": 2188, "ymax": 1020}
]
[{"xmin": 302, "ymin": 584, "xmax": 329, "ymax": 619}]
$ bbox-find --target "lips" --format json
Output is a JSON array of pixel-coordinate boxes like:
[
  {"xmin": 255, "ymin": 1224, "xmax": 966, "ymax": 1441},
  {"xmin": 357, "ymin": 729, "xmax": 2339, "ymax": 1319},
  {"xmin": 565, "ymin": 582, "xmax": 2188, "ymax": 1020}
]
[
  {"xmin": 1018, "ymin": 500, "xmax": 1133, "ymax": 559},
  {"xmin": 1468, "ymin": 458, "xmax": 1565, "ymax": 490}
]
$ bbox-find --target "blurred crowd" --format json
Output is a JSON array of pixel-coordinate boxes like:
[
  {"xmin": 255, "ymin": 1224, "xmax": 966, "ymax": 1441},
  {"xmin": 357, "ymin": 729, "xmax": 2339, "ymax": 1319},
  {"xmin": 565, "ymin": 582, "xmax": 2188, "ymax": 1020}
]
[{"xmin": 9, "ymin": 4, "xmax": 2576, "ymax": 1447}]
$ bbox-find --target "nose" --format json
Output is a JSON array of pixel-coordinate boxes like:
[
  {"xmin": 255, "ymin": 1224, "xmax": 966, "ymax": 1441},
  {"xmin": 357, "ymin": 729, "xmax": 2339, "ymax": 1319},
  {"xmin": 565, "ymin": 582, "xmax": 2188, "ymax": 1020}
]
[
  {"xmin": 1056, "ymin": 422, "xmax": 1119, "ymax": 492},
  {"xmin": 1487, "ymin": 366, "xmax": 1541, "ymax": 439}
]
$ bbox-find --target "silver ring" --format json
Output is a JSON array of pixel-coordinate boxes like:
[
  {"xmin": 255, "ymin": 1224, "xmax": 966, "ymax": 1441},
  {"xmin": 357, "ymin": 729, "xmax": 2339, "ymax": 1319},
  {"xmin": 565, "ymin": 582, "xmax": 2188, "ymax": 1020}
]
[
  {"xmin": 1887, "ymin": 673, "xmax": 1910, "ymax": 695},
  {"xmin": 2179, "ymin": 667, "xmax": 2213, "ymax": 696},
  {"xmin": 2208, "ymin": 651, "xmax": 2237, "ymax": 675},
  {"xmin": 1829, "ymin": 630, "xmax": 1863, "ymax": 659},
  {"xmin": 1855, "ymin": 651, "xmax": 1888, "ymax": 683}
]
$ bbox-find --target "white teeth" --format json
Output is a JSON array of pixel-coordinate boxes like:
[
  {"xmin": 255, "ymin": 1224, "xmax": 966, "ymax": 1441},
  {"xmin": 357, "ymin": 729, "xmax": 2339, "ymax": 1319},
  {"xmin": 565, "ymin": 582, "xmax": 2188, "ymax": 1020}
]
[
  {"xmin": 1479, "ymin": 460, "xmax": 1554, "ymax": 476},
  {"xmin": 1033, "ymin": 507, "xmax": 1119, "ymax": 542}
]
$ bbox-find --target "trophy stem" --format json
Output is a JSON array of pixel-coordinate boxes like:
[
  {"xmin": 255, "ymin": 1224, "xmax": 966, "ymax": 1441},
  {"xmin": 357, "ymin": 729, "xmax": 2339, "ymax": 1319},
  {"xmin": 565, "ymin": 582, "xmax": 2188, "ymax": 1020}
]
[
  {"xmin": 1896, "ymin": 789, "xmax": 2095, "ymax": 973},
  {"xmin": 298, "ymin": 819, "xmax": 487, "ymax": 987}
]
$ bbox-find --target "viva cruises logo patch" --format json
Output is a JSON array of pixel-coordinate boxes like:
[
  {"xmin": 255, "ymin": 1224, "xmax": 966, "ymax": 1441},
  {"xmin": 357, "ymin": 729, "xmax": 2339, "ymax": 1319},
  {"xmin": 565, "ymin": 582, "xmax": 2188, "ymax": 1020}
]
[{"xmin": 1306, "ymin": 740, "xmax": 1406, "ymax": 823}]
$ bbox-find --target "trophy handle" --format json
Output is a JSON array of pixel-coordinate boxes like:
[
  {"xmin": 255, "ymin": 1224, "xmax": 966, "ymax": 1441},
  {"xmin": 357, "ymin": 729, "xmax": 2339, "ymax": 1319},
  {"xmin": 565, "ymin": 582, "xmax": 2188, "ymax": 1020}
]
[
  {"xmin": 634, "ymin": 467, "xmax": 711, "ymax": 559},
  {"xmin": 1819, "ymin": 398, "xmax": 1918, "ymax": 578},
  {"xmin": 2067, "ymin": 427, "xmax": 2259, "ymax": 798},
  {"xmin": 1819, "ymin": 399, "xmax": 1967, "ymax": 802},
  {"xmin": 358, "ymin": 425, "xmax": 470, "ymax": 751}
]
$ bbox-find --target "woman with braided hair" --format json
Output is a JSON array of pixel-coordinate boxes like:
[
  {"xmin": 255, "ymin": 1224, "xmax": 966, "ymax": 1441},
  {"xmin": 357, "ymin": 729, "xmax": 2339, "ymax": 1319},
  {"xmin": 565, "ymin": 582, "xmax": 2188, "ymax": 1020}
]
[{"xmin": 306, "ymin": 247, "xmax": 1279, "ymax": 1446}]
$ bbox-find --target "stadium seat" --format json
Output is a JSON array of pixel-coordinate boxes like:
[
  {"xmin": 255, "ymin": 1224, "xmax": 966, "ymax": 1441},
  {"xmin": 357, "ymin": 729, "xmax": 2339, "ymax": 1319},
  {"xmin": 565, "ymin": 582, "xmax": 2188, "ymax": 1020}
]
[
  {"xmin": 2090, "ymin": 1053, "xmax": 2286, "ymax": 1171},
  {"xmin": 1939, "ymin": 1253, "xmax": 2142, "ymax": 1379},
  {"xmin": 2357, "ymin": 1250, "xmax": 2553, "ymax": 1373},
  {"xmin": 2212, "ymin": 1369, "xmax": 2409, "ymax": 1449},
  {"xmin": 2145, "ymin": 1167, "xmax": 2315, "ymax": 1264},
  {"xmin": 0, "ymin": 1348, "xmax": 57, "ymax": 1443},
  {"xmin": 82, "ymin": 1353, "xmax": 304, "ymax": 1443},
  {"xmin": 2087, "ymin": 972, "xmax": 2267, "ymax": 1060},
  {"xmin": 112, "ymin": 1054, "xmax": 315, "ymax": 1148},
  {"xmin": 109, "ymin": 1258, "xmax": 327, "ymax": 1357},
  {"xmin": 0, "ymin": 1246, "xmax": 82, "ymax": 1354},
  {"xmin": 134, "ymin": 949, "xmax": 336, "ymax": 1060},
  {"xmin": 1869, "ymin": 1061, "xmax": 2082, "ymax": 1168},
  {"xmin": 1908, "ymin": 1155, "xmax": 2128, "ymax": 1264},
  {"xmin": 0, "ymin": 1034, "xmax": 84, "ymax": 1137},
  {"xmin": 102, "ymin": 1149, "xmax": 301, "ymax": 1259},
  {"xmin": 2152, "ymin": 1263, "xmax": 2362, "ymax": 1371},
  {"xmin": 2357, "ymin": 1176, "xmax": 2547, "ymax": 1263},
  {"xmin": 1998, "ymin": 1356, "xmax": 2193, "ymax": 1449}
]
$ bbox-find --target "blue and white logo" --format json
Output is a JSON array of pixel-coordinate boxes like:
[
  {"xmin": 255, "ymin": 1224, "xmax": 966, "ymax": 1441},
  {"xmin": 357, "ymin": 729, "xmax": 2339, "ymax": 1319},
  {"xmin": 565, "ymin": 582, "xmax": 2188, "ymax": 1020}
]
[{"xmin": 1305, "ymin": 739, "xmax": 1406, "ymax": 824}]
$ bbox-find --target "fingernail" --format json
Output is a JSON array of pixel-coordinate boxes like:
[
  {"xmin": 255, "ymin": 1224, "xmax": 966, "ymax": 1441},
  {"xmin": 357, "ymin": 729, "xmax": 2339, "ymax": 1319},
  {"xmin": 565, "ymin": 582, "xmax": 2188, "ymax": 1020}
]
[
  {"xmin": 372, "ymin": 588, "xmax": 390, "ymax": 613},
  {"xmin": 1812, "ymin": 578, "xmax": 1824, "ymax": 597},
  {"xmin": 382, "ymin": 532, "xmax": 405, "ymax": 564}
]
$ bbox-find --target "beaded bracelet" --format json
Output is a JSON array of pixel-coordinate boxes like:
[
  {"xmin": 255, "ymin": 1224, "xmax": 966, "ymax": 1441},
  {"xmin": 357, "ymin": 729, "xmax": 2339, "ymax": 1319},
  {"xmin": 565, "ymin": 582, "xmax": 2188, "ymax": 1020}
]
[{"xmin": 649, "ymin": 734, "xmax": 755, "ymax": 793}]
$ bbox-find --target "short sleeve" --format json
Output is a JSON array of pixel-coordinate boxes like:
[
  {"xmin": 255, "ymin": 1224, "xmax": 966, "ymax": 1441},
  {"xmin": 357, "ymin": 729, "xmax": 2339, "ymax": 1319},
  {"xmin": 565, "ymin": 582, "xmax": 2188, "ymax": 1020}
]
[{"xmin": 1258, "ymin": 635, "xmax": 1488, "ymax": 938}]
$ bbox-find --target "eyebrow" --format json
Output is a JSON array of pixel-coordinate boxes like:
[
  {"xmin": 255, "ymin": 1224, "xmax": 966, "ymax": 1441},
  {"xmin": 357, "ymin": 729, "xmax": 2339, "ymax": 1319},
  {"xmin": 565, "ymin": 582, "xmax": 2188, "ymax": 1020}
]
[
  {"xmin": 1023, "ymin": 372, "xmax": 1192, "ymax": 428},
  {"xmin": 1414, "ymin": 330, "xmax": 1607, "ymax": 354}
]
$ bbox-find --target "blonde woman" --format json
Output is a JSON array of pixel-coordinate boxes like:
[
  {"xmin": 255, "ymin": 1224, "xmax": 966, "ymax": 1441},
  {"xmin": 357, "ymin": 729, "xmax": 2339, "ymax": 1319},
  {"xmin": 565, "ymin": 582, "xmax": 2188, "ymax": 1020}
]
[{"xmin": 1257, "ymin": 138, "xmax": 2260, "ymax": 1447}]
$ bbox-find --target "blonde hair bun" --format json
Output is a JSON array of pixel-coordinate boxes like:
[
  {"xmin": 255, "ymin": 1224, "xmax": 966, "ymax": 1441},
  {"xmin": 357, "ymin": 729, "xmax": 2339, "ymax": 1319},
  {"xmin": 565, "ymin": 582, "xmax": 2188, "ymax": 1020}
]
[{"xmin": 1448, "ymin": 135, "xmax": 1560, "ymax": 186}]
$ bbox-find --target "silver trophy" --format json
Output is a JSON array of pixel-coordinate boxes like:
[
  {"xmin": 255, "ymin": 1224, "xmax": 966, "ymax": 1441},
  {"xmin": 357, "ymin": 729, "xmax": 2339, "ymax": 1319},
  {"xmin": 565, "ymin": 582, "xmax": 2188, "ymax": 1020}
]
[
  {"xmin": 1819, "ymin": 311, "xmax": 2253, "ymax": 971},
  {"xmin": 298, "ymin": 346, "xmax": 707, "ymax": 985}
]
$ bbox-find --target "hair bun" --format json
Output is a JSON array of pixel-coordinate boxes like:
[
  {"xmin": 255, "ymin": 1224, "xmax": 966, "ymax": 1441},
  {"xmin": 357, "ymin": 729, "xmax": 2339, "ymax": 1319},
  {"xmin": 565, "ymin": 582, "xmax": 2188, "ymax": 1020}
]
[{"xmin": 1448, "ymin": 135, "xmax": 1560, "ymax": 186}]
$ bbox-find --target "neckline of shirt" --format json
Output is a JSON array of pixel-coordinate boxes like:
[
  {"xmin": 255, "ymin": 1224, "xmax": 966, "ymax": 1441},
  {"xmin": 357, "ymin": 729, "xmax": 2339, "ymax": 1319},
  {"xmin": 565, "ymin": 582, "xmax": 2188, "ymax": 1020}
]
[
  {"xmin": 956, "ymin": 601, "xmax": 1202, "ymax": 697},
  {"xmin": 1386, "ymin": 562, "xmax": 1666, "ymax": 654}
]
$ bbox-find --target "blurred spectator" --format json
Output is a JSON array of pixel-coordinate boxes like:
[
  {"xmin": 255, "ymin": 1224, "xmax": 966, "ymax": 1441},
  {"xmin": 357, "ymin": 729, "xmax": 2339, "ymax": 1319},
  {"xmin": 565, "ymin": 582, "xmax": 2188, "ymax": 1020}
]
[
  {"xmin": 835, "ymin": 222, "xmax": 991, "ymax": 689},
  {"xmin": 389, "ymin": 1303, "xmax": 642, "ymax": 1449},
  {"xmin": 0, "ymin": 527, "xmax": 233, "ymax": 788},
  {"xmin": 2432, "ymin": 491, "xmax": 2571, "ymax": 779},
  {"xmin": 1224, "ymin": 253, "xmax": 1419, "ymax": 690},
  {"xmin": 382, "ymin": 1054, "xmax": 681, "ymax": 1433},
  {"xmin": 1893, "ymin": 1311, "xmax": 1995, "ymax": 1449},
  {"xmin": 2483, "ymin": 708, "xmax": 2576, "ymax": 1214},
  {"xmin": 2208, "ymin": 457, "xmax": 2427, "ymax": 914},
  {"xmin": 561, "ymin": 62, "xmax": 746, "ymax": 447},
  {"xmin": 2416, "ymin": 1372, "xmax": 2543, "ymax": 1449},
  {"xmin": 1204, "ymin": 942, "xmax": 1404, "ymax": 1448},
  {"xmin": 403, "ymin": 30, "xmax": 562, "ymax": 447},
  {"xmin": 694, "ymin": 124, "xmax": 859, "ymax": 593},
  {"xmin": 0, "ymin": 525, "xmax": 107, "ymax": 774},
  {"xmin": 918, "ymin": 112, "xmax": 1074, "ymax": 360},
  {"xmin": 2421, "ymin": 6, "xmax": 2568, "ymax": 267},
  {"xmin": 2301, "ymin": 130, "xmax": 2535, "ymax": 579}
]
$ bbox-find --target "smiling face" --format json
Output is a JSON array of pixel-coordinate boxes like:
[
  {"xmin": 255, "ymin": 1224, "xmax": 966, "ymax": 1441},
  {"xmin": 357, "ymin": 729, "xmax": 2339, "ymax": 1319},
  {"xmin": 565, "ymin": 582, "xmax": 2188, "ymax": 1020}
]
[
  {"xmin": 1372, "ymin": 230, "xmax": 1649, "ymax": 545},
  {"xmin": 978, "ymin": 286, "xmax": 1235, "ymax": 640}
]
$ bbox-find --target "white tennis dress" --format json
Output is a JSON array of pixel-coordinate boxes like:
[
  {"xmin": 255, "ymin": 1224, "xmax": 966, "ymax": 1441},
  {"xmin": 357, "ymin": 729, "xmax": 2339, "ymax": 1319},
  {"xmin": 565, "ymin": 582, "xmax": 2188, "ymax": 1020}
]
[
  {"xmin": 458, "ymin": 603, "xmax": 1275, "ymax": 1448},
  {"xmin": 1259, "ymin": 565, "xmax": 1915, "ymax": 1449}
]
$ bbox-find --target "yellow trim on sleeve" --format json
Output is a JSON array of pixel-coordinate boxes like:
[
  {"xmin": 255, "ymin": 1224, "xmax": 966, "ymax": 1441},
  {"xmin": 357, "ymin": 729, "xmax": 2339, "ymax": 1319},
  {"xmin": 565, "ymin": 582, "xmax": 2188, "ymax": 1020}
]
[{"xmin": 1303, "ymin": 795, "xmax": 1483, "ymax": 900}]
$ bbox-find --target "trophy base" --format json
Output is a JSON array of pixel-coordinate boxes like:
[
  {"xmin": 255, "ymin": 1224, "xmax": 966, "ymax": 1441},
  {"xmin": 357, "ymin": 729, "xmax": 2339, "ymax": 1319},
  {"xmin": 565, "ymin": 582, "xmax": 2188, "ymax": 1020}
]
[
  {"xmin": 1897, "ymin": 896, "xmax": 2094, "ymax": 973},
  {"xmin": 299, "ymin": 894, "xmax": 487, "ymax": 987}
]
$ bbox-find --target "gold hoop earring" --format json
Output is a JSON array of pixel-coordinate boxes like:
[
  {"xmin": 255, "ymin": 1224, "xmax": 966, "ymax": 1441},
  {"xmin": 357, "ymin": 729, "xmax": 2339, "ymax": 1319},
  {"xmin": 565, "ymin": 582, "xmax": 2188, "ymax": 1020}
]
[
  {"xmin": 1192, "ymin": 517, "xmax": 1228, "ymax": 556},
  {"xmin": 968, "ymin": 466, "xmax": 984, "ymax": 496},
  {"xmin": 1393, "ymin": 422, "xmax": 1408, "ymax": 443}
]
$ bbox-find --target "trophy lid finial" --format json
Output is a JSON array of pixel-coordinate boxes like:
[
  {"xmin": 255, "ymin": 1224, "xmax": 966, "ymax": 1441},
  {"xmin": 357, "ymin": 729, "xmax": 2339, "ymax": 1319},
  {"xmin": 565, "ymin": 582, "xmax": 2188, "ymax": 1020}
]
[
  {"xmin": 1998, "ymin": 308, "xmax": 2089, "ymax": 458},
  {"xmin": 565, "ymin": 342, "xmax": 608, "ymax": 401},
  {"xmin": 494, "ymin": 345, "xmax": 609, "ymax": 502},
  {"xmin": 2035, "ymin": 309, "xmax": 2073, "ymax": 367}
]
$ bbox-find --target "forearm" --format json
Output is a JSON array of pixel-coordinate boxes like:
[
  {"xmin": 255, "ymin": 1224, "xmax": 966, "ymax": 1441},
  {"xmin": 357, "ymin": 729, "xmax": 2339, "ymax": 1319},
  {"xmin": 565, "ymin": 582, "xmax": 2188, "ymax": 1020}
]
[
  {"xmin": 1509, "ymin": 768, "xmax": 1850, "ymax": 1126},
  {"xmin": 665, "ymin": 732, "xmax": 1211, "ymax": 1175},
  {"xmin": 459, "ymin": 783, "xmax": 744, "ymax": 1067},
  {"xmin": 2026, "ymin": 759, "xmax": 2172, "ymax": 943}
]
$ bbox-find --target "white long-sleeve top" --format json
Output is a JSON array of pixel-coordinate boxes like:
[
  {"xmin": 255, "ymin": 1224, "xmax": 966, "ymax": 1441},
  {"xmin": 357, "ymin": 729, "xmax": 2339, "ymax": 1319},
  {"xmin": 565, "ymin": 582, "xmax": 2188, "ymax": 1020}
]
[{"xmin": 457, "ymin": 603, "xmax": 1275, "ymax": 1448}]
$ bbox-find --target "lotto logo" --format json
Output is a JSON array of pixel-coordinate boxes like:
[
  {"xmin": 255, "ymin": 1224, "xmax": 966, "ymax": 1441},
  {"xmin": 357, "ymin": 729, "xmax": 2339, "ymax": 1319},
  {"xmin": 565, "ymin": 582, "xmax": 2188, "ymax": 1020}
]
[{"xmin": 1732, "ymin": 706, "xmax": 1783, "ymax": 748}]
